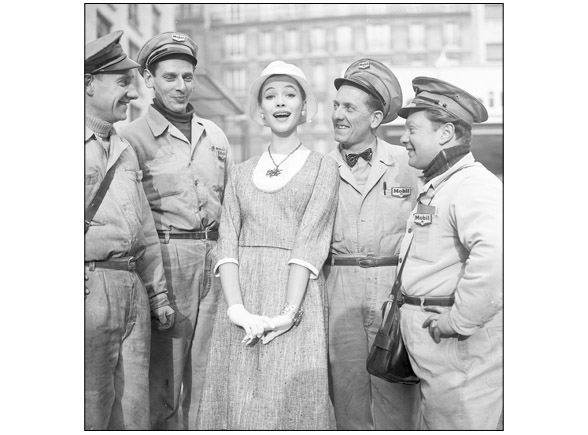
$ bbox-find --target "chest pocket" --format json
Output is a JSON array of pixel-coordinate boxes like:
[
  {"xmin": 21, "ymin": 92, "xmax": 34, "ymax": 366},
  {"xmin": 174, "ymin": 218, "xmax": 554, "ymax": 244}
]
[
  {"xmin": 142, "ymin": 153, "xmax": 183, "ymax": 200},
  {"xmin": 85, "ymin": 171, "xmax": 100, "ymax": 210},
  {"xmin": 410, "ymin": 213, "xmax": 441, "ymax": 263}
]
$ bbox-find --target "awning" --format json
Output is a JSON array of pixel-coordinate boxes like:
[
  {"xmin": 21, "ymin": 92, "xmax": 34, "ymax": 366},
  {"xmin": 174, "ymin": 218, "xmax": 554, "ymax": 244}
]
[{"xmin": 190, "ymin": 70, "xmax": 244, "ymax": 117}]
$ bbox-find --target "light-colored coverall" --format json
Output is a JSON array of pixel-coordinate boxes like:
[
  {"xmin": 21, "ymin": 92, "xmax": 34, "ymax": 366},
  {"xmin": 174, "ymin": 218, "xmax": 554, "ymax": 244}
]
[
  {"xmin": 85, "ymin": 127, "xmax": 170, "ymax": 430},
  {"xmin": 324, "ymin": 139, "xmax": 422, "ymax": 430},
  {"xmin": 398, "ymin": 153, "xmax": 503, "ymax": 429},
  {"xmin": 120, "ymin": 106, "xmax": 233, "ymax": 429}
]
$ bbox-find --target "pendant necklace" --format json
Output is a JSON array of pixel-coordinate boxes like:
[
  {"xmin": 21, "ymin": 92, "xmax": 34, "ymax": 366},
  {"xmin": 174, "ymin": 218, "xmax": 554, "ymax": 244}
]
[{"xmin": 266, "ymin": 142, "xmax": 302, "ymax": 177}]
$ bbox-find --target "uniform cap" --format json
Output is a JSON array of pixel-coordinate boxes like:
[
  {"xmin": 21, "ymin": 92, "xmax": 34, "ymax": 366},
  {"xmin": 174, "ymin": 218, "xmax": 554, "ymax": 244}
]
[
  {"xmin": 334, "ymin": 58, "xmax": 403, "ymax": 124},
  {"xmin": 137, "ymin": 31, "xmax": 198, "ymax": 75},
  {"xmin": 249, "ymin": 60, "xmax": 317, "ymax": 126},
  {"xmin": 85, "ymin": 30, "xmax": 139, "ymax": 74},
  {"xmin": 398, "ymin": 76, "xmax": 488, "ymax": 124}
]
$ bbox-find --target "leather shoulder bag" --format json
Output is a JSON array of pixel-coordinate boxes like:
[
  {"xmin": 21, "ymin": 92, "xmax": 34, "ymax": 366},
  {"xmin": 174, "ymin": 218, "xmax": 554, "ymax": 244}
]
[{"xmin": 366, "ymin": 232, "xmax": 419, "ymax": 385}]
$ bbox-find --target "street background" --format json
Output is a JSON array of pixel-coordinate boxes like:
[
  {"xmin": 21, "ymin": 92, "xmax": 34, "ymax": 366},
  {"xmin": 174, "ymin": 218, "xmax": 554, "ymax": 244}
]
[{"xmin": 85, "ymin": 3, "xmax": 503, "ymax": 178}]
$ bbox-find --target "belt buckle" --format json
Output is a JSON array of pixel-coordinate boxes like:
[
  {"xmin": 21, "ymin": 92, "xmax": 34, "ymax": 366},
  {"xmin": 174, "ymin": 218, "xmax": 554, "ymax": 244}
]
[
  {"xmin": 357, "ymin": 255, "xmax": 376, "ymax": 268},
  {"xmin": 203, "ymin": 229, "xmax": 209, "ymax": 240},
  {"xmin": 127, "ymin": 256, "xmax": 136, "ymax": 271}
]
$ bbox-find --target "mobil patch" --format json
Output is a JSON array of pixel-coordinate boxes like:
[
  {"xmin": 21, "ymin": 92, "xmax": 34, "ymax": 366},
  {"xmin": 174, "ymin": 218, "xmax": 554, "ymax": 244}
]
[{"xmin": 391, "ymin": 187, "xmax": 411, "ymax": 198}]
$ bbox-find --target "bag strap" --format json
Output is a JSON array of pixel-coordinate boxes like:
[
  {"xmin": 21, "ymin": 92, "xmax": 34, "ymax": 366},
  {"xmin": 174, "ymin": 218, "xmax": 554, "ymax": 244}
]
[
  {"xmin": 389, "ymin": 163, "xmax": 472, "ymax": 300},
  {"xmin": 85, "ymin": 162, "xmax": 117, "ymax": 234}
]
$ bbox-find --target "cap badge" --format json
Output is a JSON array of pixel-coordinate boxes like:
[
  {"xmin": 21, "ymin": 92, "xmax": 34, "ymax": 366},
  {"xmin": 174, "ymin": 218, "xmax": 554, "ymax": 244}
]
[
  {"xmin": 358, "ymin": 61, "xmax": 370, "ymax": 70},
  {"xmin": 172, "ymin": 33, "xmax": 186, "ymax": 42}
]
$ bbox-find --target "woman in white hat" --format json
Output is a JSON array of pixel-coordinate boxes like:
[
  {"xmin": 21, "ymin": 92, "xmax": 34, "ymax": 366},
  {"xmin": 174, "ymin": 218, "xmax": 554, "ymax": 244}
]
[{"xmin": 196, "ymin": 61, "xmax": 339, "ymax": 429}]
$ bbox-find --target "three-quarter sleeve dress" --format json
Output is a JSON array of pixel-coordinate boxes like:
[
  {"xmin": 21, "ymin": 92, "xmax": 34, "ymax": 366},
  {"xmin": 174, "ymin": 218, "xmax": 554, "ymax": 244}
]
[{"xmin": 196, "ymin": 150, "xmax": 339, "ymax": 430}]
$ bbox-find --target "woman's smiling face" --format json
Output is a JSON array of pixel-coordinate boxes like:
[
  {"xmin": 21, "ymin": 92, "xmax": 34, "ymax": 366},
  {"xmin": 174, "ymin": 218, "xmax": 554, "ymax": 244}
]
[{"xmin": 259, "ymin": 75, "xmax": 306, "ymax": 134}]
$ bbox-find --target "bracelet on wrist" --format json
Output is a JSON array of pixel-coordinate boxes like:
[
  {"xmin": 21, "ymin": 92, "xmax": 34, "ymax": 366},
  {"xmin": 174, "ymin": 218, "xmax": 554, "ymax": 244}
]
[{"xmin": 280, "ymin": 303, "xmax": 303, "ymax": 326}]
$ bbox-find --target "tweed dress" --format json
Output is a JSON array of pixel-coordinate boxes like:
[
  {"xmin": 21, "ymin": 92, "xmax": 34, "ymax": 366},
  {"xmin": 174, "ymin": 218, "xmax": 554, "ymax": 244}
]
[{"xmin": 196, "ymin": 151, "xmax": 339, "ymax": 430}]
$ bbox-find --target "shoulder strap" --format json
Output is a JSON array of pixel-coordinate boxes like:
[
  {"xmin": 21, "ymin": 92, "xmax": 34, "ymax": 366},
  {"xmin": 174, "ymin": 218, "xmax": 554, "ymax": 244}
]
[
  {"xmin": 389, "ymin": 163, "xmax": 470, "ymax": 299},
  {"xmin": 85, "ymin": 163, "xmax": 117, "ymax": 234}
]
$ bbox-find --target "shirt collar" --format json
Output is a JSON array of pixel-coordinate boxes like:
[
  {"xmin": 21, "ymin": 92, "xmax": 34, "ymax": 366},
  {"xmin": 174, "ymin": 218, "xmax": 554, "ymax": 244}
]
[{"xmin": 145, "ymin": 105, "xmax": 205, "ymax": 138}]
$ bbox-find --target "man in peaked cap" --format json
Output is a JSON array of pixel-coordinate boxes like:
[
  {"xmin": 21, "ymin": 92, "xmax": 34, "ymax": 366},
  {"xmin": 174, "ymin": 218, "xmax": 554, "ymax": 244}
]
[
  {"xmin": 324, "ymin": 58, "xmax": 421, "ymax": 430},
  {"xmin": 84, "ymin": 30, "xmax": 175, "ymax": 430},
  {"xmin": 396, "ymin": 77, "xmax": 503, "ymax": 429},
  {"xmin": 120, "ymin": 31, "xmax": 233, "ymax": 430}
]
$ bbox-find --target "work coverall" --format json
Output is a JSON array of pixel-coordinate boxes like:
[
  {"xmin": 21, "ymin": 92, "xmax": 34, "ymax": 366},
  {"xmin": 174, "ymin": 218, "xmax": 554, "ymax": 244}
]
[
  {"xmin": 325, "ymin": 139, "xmax": 421, "ymax": 430},
  {"xmin": 398, "ymin": 153, "xmax": 503, "ymax": 430},
  {"xmin": 85, "ymin": 126, "xmax": 170, "ymax": 430},
  {"xmin": 120, "ymin": 107, "xmax": 233, "ymax": 429}
]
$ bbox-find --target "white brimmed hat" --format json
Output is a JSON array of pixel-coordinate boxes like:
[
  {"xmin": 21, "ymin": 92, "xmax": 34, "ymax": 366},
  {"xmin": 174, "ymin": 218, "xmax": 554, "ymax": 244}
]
[{"xmin": 249, "ymin": 61, "xmax": 317, "ymax": 126}]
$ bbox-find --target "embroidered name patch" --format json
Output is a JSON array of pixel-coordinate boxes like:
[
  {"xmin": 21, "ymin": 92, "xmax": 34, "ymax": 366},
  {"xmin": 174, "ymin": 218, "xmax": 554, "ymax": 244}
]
[{"xmin": 391, "ymin": 187, "xmax": 411, "ymax": 198}]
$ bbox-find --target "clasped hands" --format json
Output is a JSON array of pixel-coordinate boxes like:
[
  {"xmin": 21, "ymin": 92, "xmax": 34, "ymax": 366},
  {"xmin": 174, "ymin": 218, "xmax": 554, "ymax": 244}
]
[{"xmin": 227, "ymin": 304, "xmax": 293, "ymax": 345}]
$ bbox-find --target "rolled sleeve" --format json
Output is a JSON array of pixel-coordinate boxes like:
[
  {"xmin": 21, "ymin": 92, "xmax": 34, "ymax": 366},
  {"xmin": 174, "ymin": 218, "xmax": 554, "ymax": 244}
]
[
  {"xmin": 213, "ymin": 257, "xmax": 238, "ymax": 277},
  {"xmin": 288, "ymin": 258, "xmax": 319, "ymax": 280}
]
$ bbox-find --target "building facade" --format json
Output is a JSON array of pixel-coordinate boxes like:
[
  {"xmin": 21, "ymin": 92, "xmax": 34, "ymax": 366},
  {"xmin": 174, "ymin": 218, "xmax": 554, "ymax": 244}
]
[
  {"xmin": 85, "ymin": 4, "xmax": 503, "ymax": 176},
  {"xmin": 176, "ymin": 4, "xmax": 503, "ymax": 176}
]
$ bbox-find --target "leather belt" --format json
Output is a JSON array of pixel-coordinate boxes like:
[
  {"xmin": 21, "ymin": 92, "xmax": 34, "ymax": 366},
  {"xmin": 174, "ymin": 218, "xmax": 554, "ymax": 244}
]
[
  {"xmin": 157, "ymin": 230, "xmax": 219, "ymax": 243},
  {"xmin": 325, "ymin": 254, "xmax": 399, "ymax": 268},
  {"xmin": 400, "ymin": 294, "xmax": 455, "ymax": 307},
  {"xmin": 85, "ymin": 256, "xmax": 136, "ymax": 272}
]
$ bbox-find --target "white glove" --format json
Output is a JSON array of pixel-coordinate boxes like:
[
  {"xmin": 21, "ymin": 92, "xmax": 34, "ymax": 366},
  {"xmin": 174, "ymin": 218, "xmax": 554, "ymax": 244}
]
[
  {"xmin": 227, "ymin": 304, "xmax": 273, "ymax": 345},
  {"xmin": 261, "ymin": 315, "xmax": 294, "ymax": 345}
]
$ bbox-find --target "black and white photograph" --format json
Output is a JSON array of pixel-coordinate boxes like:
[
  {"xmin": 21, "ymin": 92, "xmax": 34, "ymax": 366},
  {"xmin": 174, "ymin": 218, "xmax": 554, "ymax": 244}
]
[
  {"xmin": 7, "ymin": 2, "xmax": 588, "ymax": 434},
  {"xmin": 83, "ymin": 3, "xmax": 503, "ymax": 430}
]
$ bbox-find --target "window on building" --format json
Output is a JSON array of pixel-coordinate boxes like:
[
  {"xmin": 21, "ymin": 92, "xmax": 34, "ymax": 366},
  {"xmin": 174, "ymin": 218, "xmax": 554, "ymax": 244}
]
[
  {"xmin": 127, "ymin": 41, "xmax": 139, "ymax": 65},
  {"xmin": 366, "ymin": 24, "xmax": 391, "ymax": 51},
  {"xmin": 96, "ymin": 11, "xmax": 112, "ymax": 38},
  {"xmin": 335, "ymin": 26, "xmax": 352, "ymax": 53},
  {"xmin": 227, "ymin": 4, "xmax": 243, "ymax": 22},
  {"xmin": 443, "ymin": 22, "xmax": 460, "ymax": 48},
  {"xmin": 367, "ymin": 4, "xmax": 387, "ymax": 14},
  {"xmin": 485, "ymin": 4, "xmax": 503, "ymax": 20},
  {"xmin": 128, "ymin": 4, "xmax": 139, "ymax": 29},
  {"xmin": 408, "ymin": 23, "xmax": 426, "ymax": 50},
  {"xmin": 260, "ymin": 4, "xmax": 275, "ymax": 21},
  {"xmin": 315, "ymin": 101, "xmax": 325, "ymax": 124},
  {"xmin": 225, "ymin": 33, "xmax": 245, "ymax": 57},
  {"xmin": 309, "ymin": 28, "xmax": 326, "ymax": 53},
  {"xmin": 284, "ymin": 29, "xmax": 299, "ymax": 54},
  {"xmin": 312, "ymin": 63, "xmax": 326, "ymax": 90},
  {"xmin": 224, "ymin": 68, "xmax": 246, "ymax": 93},
  {"xmin": 178, "ymin": 4, "xmax": 193, "ymax": 17},
  {"xmin": 259, "ymin": 31, "xmax": 272, "ymax": 56},
  {"xmin": 152, "ymin": 6, "xmax": 161, "ymax": 35},
  {"xmin": 486, "ymin": 43, "xmax": 503, "ymax": 62}
]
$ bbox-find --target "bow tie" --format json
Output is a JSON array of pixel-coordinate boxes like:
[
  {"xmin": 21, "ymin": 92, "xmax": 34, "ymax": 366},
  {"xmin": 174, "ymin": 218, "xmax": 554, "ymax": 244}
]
[{"xmin": 345, "ymin": 148, "xmax": 373, "ymax": 167}]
